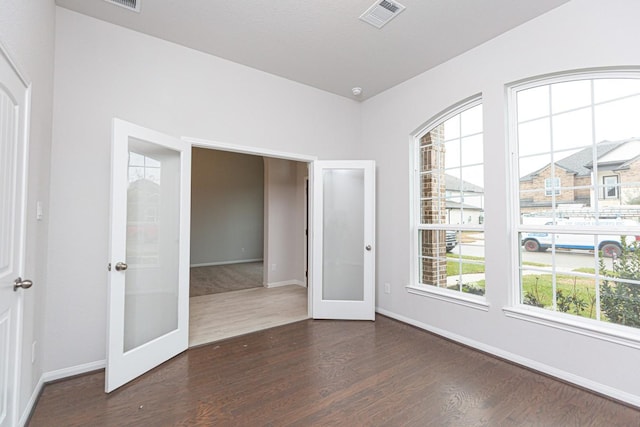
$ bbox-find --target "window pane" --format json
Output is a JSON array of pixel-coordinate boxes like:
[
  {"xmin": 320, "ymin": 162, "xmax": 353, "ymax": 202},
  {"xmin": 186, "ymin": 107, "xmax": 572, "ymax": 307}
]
[
  {"xmin": 443, "ymin": 114, "xmax": 460, "ymax": 140},
  {"xmin": 444, "ymin": 138, "xmax": 460, "ymax": 169},
  {"xmin": 421, "ymin": 198, "xmax": 446, "ymax": 224},
  {"xmin": 601, "ymin": 280, "xmax": 640, "ymax": 328},
  {"xmin": 518, "ymin": 117, "xmax": 550, "ymax": 156},
  {"xmin": 552, "ymin": 107, "xmax": 593, "ymax": 152},
  {"xmin": 594, "ymin": 78, "xmax": 640, "ymax": 103},
  {"xmin": 519, "ymin": 153, "xmax": 552, "ymax": 182},
  {"xmin": 621, "ymin": 183, "xmax": 640, "ymax": 206},
  {"xmin": 517, "ymin": 86, "xmax": 549, "ymax": 122},
  {"xmin": 595, "ymin": 95, "xmax": 640, "ymax": 141},
  {"xmin": 129, "ymin": 152, "xmax": 145, "ymax": 166},
  {"xmin": 461, "ymin": 104, "xmax": 483, "ymax": 136},
  {"xmin": 460, "ymin": 165, "xmax": 484, "ymax": 190},
  {"xmin": 460, "ymin": 134, "xmax": 483, "ymax": 166},
  {"xmin": 551, "ymin": 80, "xmax": 591, "ymax": 114},
  {"xmin": 419, "ymin": 229, "xmax": 448, "ymax": 287}
]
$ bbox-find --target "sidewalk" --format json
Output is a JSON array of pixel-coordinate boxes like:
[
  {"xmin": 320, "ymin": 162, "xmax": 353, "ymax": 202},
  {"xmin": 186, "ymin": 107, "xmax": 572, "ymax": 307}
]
[{"xmin": 446, "ymin": 266, "xmax": 582, "ymax": 286}]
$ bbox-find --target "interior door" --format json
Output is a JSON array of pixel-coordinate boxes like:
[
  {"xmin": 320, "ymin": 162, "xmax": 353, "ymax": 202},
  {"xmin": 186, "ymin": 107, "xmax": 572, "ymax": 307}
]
[
  {"xmin": 310, "ymin": 160, "xmax": 375, "ymax": 320},
  {"xmin": 0, "ymin": 45, "xmax": 31, "ymax": 427},
  {"xmin": 106, "ymin": 119, "xmax": 191, "ymax": 392}
]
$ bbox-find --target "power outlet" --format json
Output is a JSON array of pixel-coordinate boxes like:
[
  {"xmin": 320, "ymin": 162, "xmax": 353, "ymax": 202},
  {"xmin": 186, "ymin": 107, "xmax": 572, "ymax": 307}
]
[
  {"xmin": 384, "ymin": 283, "xmax": 391, "ymax": 294},
  {"xmin": 271, "ymin": 263, "xmax": 277, "ymax": 272}
]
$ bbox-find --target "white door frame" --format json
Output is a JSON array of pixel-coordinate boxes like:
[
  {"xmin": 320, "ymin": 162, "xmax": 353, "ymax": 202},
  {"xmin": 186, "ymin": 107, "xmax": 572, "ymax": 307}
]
[{"xmin": 182, "ymin": 137, "xmax": 317, "ymax": 316}]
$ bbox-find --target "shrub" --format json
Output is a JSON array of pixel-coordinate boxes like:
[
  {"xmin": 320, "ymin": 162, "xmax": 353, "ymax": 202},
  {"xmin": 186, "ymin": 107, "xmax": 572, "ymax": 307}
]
[{"xmin": 599, "ymin": 237, "xmax": 640, "ymax": 327}]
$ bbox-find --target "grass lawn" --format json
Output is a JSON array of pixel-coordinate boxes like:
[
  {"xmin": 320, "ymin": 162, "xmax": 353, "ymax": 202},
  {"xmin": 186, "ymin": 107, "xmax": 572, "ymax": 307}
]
[
  {"xmin": 522, "ymin": 274, "xmax": 598, "ymax": 319},
  {"xmin": 445, "ymin": 254, "xmax": 549, "ymax": 276}
]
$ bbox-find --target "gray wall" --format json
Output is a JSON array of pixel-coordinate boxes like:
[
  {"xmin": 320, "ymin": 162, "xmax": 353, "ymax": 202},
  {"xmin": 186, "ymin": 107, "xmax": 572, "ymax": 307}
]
[
  {"xmin": 191, "ymin": 148, "xmax": 264, "ymax": 266},
  {"xmin": 45, "ymin": 7, "xmax": 359, "ymax": 373},
  {"xmin": 363, "ymin": 0, "xmax": 640, "ymax": 406}
]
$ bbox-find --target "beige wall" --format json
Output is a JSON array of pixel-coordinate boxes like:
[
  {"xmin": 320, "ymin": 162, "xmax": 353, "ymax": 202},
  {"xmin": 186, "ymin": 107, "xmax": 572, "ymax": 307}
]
[
  {"xmin": 263, "ymin": 158, "xmax": 307, "ymax": 287},
  {"xmin": 191, "ymin": 148, "xmax": 264, "ymax": 266}
]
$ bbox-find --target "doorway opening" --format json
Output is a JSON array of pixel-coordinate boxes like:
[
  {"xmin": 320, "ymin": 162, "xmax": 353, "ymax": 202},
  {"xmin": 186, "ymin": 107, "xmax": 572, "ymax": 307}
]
[{"xmin": 188, "ymin": 147, "xmax": 310, "ymax": 346}]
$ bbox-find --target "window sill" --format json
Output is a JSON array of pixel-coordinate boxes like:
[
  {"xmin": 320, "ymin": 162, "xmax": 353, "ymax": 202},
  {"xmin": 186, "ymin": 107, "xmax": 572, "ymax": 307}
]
[
  {"xmin": 503, "ymin": 306, "xmax": 640, "ymax": 350},
  {"xmin": 406, "ymin": 284, "xmax": 489, "ymax": 312}
]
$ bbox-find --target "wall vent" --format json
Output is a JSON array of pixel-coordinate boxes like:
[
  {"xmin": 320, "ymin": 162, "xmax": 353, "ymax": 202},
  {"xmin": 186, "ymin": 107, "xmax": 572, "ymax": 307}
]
[
  {"xmin": 104, "ymin": 0, "xmax": 140, "ymax": 12},
  {"xmin": 359, "ymin": 0, "xmax": 405, "ymax": 29}
]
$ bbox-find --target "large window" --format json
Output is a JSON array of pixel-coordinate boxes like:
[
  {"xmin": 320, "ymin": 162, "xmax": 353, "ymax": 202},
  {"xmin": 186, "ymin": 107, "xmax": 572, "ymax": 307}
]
[
  {"xmin": 414, "ymin": 99, "xmax": 485, "ymax": 299},
  {"xmin": 513, "ymin": 71, "xmax": 640, "ymax": 330}
]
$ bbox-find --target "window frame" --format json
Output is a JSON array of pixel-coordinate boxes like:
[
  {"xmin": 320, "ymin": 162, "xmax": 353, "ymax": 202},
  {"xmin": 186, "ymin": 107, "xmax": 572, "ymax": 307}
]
[
  {"xmin": 408, "ymin": 95, "xmax": 488, "ymax": 311},
  {"xmin": 508, "ymin": 68, "xmax": 640, "ymax": 345},
  {"xmin": 544, "ymin": 177, "xmax": 561, "ymax": 196},
  {"xmin": 602, "ymin": 175, "xmax": 619, "ymax": 199}
]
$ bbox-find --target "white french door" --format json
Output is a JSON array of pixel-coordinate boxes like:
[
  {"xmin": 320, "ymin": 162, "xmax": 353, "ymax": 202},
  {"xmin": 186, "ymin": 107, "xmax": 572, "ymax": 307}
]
[
  {"xmin": 106, "ymin": 119, "xmax": 191, "ymax": 392},
  {"xmin": 0, "ymin": 44, "xmax": 31, "ymax": 427},
  {"xmin": 310, "ymin": 160, "xmax": 375, "ymax": 320}
]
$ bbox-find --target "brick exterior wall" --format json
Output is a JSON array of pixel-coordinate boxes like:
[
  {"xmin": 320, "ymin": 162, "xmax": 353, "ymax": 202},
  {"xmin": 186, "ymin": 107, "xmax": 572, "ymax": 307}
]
[
  {"xmin": 520, "ymin": 165, "xmax": 590, "ymax": 213},
  {"xmin": 420, "ymin": 125, "xmax": 447, "ymax": 287},
  {"xmin": 618, "ymin": 160, "xmax": 640, "ymax": 205},
  {"xmin": 519, "ymin": 158, "xmax": 640, "ymax": 213}
]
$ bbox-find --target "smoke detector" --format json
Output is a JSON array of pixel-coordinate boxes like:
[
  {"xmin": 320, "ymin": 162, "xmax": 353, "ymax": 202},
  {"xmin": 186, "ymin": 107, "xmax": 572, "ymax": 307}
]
[
  {"xmin": 103, "ymin": 0, "xmax": 140, "ymax": 12},
  {"xmin": 359, "ymin": 0, "xmax": 406, "ymax": 29}
]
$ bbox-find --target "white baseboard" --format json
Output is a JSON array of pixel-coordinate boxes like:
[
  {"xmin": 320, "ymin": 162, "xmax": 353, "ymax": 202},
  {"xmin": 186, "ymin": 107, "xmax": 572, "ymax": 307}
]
[
  {"xmin": 18, "ymin": 375, "xmax": 45, "ymax": 427},
  {"xmin": 265, "ymin": 279, "xmax": 306, "ymax": 288},
  {"xmin": 375, "ymin": 307, "xmax": 640, "ymax": 409},
  {"xmin": 41, "ymin": 359, "xmax": 106, "ymax": 383},
  {"xmin": 18, "ymin": 360, "xmax": 106, "ymax": 426},
  {"xmin": 191, "ymin": 258, "xmax": 263, "ymax": 268}
]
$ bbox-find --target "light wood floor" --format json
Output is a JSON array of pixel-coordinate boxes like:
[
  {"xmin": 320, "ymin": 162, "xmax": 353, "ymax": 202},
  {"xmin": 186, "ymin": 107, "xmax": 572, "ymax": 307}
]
[{"xmin": 189, "ymin": 284, "xmax": 308, "ymax": 347}]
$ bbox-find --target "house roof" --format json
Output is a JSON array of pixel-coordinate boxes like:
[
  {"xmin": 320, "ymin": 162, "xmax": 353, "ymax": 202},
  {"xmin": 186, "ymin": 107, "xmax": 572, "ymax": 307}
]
[
  {"xmin": 445, "ymin": 174, "xmax": 483, "ymax": 193},
  {"xmin": 520, "ymin": 139, "xmax": 637, "ymax": 181}
]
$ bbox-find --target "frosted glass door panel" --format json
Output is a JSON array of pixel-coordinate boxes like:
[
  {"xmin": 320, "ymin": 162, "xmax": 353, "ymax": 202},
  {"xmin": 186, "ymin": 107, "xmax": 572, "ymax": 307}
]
[
  {"xmin": 322, "ymin": 169, "xmax": 365, "ymax": 301},
  {"xmin": 124, "ymin": 138, "xmax": 180, "ymax": 352}
]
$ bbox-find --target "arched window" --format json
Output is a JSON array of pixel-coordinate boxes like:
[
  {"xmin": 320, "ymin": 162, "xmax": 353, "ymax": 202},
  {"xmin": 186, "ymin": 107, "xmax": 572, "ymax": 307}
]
[
  {"xmin": 512, "ymin": 70, "xmax": 640, "ymax": 329},
  {"xmin": 411, "ymin": 98, "xmax": 486, "ymax": 303}
]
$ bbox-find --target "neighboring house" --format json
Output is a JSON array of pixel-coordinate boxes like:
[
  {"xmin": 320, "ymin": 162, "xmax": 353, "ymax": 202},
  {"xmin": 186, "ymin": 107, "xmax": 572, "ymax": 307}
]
[
  {"xmin": 520, "ymin": 138, "xmax": 640, "ymax": 217},
  {"xmin": 445, "ymin": 174, "xmax": 484, "ymax": 225}
]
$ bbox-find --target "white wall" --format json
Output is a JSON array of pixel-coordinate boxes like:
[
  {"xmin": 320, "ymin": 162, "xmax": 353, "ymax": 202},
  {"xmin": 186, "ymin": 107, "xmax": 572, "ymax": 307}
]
[
  {"xmin": 263, "ymin": 158, "xmax": 307, "ymax": 287},
  {"xmin": 190, "ymin": 148, "xmax": 264, "ymax": 265},
  {"xmin": 0, "ymin": 0, "xmax": 55, "ymax": 421},
  {"xmin": 46, "ymin": 7, "xmax": 359, "ymax": 373},
  {"xmin": 363, "ymin": 0, "xmax": 640, "ymax": 404}
]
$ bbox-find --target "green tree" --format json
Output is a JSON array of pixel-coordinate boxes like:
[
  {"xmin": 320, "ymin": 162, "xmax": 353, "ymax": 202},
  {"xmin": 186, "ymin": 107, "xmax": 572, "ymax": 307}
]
[{"xmin": 599, "ymin": 237, "xmax": 640, "ymax": 327}]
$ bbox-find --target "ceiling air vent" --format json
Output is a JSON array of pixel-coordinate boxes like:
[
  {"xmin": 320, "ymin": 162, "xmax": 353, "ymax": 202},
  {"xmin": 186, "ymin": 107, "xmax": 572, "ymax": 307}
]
[
  {"xmin": 104, "ymin": 0, "xmax": 140, "ymax": 12},
  {"xmin": 359, "ymin": 0, "xmax": 405, "ymax": 29}
]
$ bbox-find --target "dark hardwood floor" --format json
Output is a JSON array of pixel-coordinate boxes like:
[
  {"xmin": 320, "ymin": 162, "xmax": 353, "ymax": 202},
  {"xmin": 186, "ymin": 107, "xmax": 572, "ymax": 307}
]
[{"xmin": 29, "ymin": 315, "xmax": 640, "ymax": 426}]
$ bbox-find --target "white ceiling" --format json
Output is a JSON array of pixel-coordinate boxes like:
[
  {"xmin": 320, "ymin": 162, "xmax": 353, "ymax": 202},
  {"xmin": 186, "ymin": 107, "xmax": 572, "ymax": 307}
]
[{"xmin": 55, "ymin": 0, "xmax": 570, "ymax": 100}]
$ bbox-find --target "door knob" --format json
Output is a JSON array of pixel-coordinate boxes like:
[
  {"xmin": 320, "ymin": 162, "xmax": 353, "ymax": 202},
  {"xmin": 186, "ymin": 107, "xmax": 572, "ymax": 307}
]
[
  {"xmin": 365, "ymin": 245, "xmax": 372, "ymax": 251},
  {"xmin": 13, "ymin": 277, "xmax": 33, "ymax": 291},
  {"xmin": 115, "ymin": 262, "xmax": 128, "ymax": 271}
]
